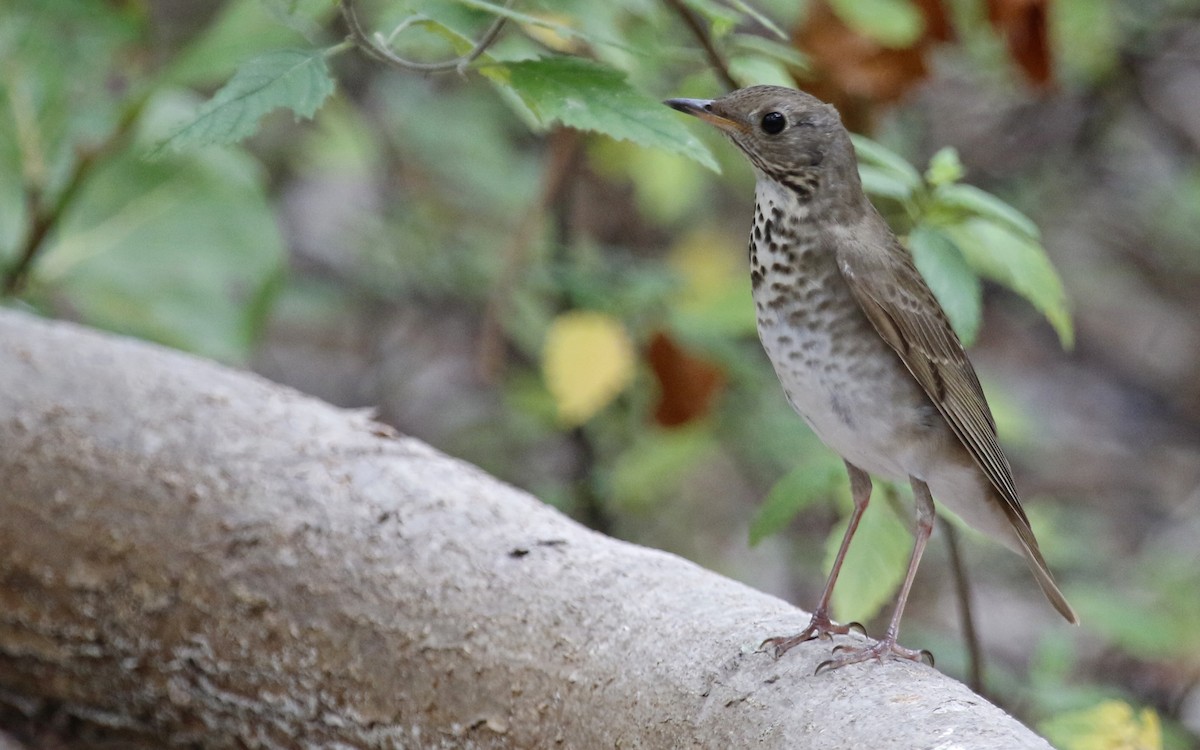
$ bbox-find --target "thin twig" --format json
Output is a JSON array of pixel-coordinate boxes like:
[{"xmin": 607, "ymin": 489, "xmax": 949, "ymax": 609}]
[
  {"xmin": 661, "ymin": 0, "xmax": 738, "ymax": 92},
  {"xmin": 942, "ymin": 519, "xmax": 985, "ymax": 694},
  {"xmin": 3, "ymin": 93, "xmax": 148, "ymax": 296},
  {"xmin": 475, "ymin": 127, "xmax": 583, "ymax": 381},
  {"xmin": 340, "ymin": 0, "xmax": 512, "ymax": 74}
]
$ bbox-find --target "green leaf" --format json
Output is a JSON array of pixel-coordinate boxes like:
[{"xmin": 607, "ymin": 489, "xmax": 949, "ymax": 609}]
[
  {"xmin": 1050, "ymin": 0, "xmax": 1119, "ymax": 85},
  {"xmin": 851, "ymin": 134, "xmax": 922, "ymax": 190},
  {"xmin": 680, "ymin": 0, "xmax": 742, "ymax": 30},
  {"xmin": 155, "ymin": 48, "xmax": 335, "ymax": 154},
  {"xmin": 729, "ymin": 55, "xmax": 795, "ymax": 89},
  {"xmin": 724, "ymin": 0, "xmax": 789, "ymax": 40},
  {"xmin": 749, "ymin": 461, "xmax": 840, "ymax": 546},
  {"xmin": 828, "ymin": 0, "xmax": 924, "ymax": 48},
  {"xmin": 163, "ymin": 0, "xmax": 330, "ymax": 85},
  {"xmin": 907, "ymin": 225, "xmax": 982, "ymax": 345},
  {"xmin": 608, "ymin": 427, "xmax": 718, "ymax": 512},
  {"xmin": 859, "ymin": 164, "xmax": 916, "ymax": 203},
  {"xmin": 944, "ymin": 218, "xmax": 1073, "ymax": 348},
  {"xmin": 934, "ymin": 182, "xmax": 1040, "ymax": 240},
  {"xmin": 501, "ymin": 57, "xmax": 718, "ymax": 171},
  {"xmin": 828, "ymin": 487, "xmax": 913, "ymax": 623},
  {"xmin": 924, "ymin": 146, "xmax": 964, "ymax": 187},
  {"xmin": 455, "ymin": 0, "xmax": 633, "ymax": 53},
  {"xmin": 729, "ymin": 33, "xmax": 808, "ymax": 69},
  {"xmin": 33, "ymin": 129, "xmax": 285, "ymax": 361}
]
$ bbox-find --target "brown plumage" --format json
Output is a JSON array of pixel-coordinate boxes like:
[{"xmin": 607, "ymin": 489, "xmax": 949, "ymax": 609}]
[{"xmin": 666, "ymin": 85, "xmax": 1075, "ymax": 670}]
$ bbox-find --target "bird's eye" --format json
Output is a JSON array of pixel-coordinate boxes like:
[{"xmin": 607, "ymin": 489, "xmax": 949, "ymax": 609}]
[{"xmin": 760, "ymin": 111, "xmax": 786, "ymax": 135}]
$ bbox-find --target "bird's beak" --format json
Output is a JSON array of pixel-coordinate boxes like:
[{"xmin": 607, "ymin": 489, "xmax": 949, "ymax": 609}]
[{"xmin": 663, "ymin": 97, "xmax": 743, "ymax": 133}]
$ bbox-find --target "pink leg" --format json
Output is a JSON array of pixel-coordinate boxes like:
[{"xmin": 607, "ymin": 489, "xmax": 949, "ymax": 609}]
[
  {"xmin": 763, "ymin": 461, "xmax": 873, "ymax": 657},
  {"xmin": 813, "ymin": 476, "xmax": 937, "ymax": 672}
]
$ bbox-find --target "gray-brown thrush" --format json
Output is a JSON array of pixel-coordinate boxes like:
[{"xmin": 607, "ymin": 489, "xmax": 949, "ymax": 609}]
[{"xmin": 665, "ymin": 85, "xmax": 1077, "ymax": 670}]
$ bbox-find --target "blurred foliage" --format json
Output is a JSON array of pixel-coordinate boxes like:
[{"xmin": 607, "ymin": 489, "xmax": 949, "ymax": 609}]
[
  {"xmin": 1, "ymin": 0, "xmax": 1197, "ymax": 747},
  {"xmin": 1042, "ymin": 700, "xmax": 1162, "ymax": 750}
]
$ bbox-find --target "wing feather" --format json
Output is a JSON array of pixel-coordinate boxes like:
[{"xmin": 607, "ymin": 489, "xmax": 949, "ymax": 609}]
[{"xmin": 836, "ymin": 236, "xmax": 1031, "ymax": 531}]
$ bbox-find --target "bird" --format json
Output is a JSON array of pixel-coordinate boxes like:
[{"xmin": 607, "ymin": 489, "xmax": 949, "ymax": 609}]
[{"xmin": 664, "ymin": 85, "xmax": 1077, "ymax": 670}]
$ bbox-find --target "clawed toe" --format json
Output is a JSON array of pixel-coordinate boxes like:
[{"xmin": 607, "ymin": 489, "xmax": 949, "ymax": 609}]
[
  {"xmin": 811, "ymin": 637, "xmax": 934, "ymax": 674},
  {"xmin": 761, "ymin": 612, "xmax": 867, "ymax": 658}
]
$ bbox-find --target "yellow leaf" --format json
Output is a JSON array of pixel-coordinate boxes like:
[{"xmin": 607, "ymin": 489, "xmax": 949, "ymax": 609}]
[
  {"xmin": 1041, "ymin": 700, "xmax": 1162, "ymax": 750},
  {"xmin": 542, "ymin": 311, "xmax": 635, "ymax": 426},
  {"xmin": 519, "ymin": 12, "xmax": 585, "ymax": 54},
  {"xmin": 667, "ymin": 227, "xmax": 757, "ymax": 336},
  {"xmin": 669, "ymin": 227, "xmax": 744, "ymax": 309}
]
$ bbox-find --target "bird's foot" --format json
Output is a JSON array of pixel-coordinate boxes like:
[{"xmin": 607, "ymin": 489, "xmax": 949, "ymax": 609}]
[
  {"xmin": 814, "ymin": 635, "xmax": 934, "ymax": 674},
  {"xmin": 760, "ymin": 612, "xmax": 867, "ymax": 658}
]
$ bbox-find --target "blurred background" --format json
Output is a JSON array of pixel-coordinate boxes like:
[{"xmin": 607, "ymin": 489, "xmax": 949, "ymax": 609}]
[{"xmin": 2, "ymin": 0, "xmax": 1199, "ymax": 747}]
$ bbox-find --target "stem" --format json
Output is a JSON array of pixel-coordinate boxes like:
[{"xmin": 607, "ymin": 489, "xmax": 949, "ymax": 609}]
[
  {"xmin": 475, "ymin": 127, "xmax": 582, "ymax": 381},
  {"xmin": 3, "ymin": 92, "xmax": 148, "ymax": 296},
  {"xmin": 340, "ymin": 0, "xmax": 512, "ymax": 74},
  {"xmin": 661, "ymin": 0, "xmax": 738, "ymax": 92},
  {"xmin": 943, "ymin": 518, "xmax": 985, "ymax": 694}
]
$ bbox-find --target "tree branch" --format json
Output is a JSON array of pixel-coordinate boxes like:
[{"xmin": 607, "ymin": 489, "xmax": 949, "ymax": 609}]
[
  {"xmin": 340, "ymin": 0, "xmax": 511, "ymax": 74},
  {"xmin": 0, "ymin": 309, "xmax": 1052, "ymax": 748},
  {"xmin": 661, "ymin": 0, "xmax": 739, "ymax": 92}
]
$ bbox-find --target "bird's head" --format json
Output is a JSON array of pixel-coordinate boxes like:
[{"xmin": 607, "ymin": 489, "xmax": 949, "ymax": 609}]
[{"xmin": 665, "ymin": 86, "xmax": 860, "ymax": 203}]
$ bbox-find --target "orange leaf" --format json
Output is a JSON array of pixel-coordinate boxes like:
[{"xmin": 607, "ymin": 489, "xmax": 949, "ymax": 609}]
[
  {"xmin": 987, "ymin": 0, "xmax": 1053, "ymax": 86},
  {"xmin": 647, "ymin": 332, "xmax": 725, "ymax": 427},
  {"xmin": 793, "ymin": 0, "xmax": 953, "ymax": 130}
]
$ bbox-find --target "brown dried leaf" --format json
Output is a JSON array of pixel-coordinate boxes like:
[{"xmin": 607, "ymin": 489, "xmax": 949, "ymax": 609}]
[
  {"xmin": 647, "ymin": 332, "xmax": 725, "ymax": 427},
  {"xmin": 793, "ymin": 0, "xmax": 952, "ymax": 130},
  {"xmin": 986, "ymin": 0, "xmax": 1053, "ymax": 86}
]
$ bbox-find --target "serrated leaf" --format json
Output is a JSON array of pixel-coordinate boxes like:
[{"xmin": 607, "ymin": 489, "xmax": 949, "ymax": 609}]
[
  {"xmin": 934, "ymin": 182, "xmax": 1040, "ymax": 240},
  {"xmin": 749, "ymin": 461, "xmax": 840, "ymax": 546},
  {"xmin": 503, "ymin": 57, "xmax": 718, "ymax": 171},
  {"xmin": 156, "ymin": 48, "xmax": 334, "ymax": 154},
  {"xmin": 944, "ymin": 218, "xmax": 1073, "ymax": 348},
  {"xmin": 164, "ymin": 0, "xmax": 330, "ymax": 85},
  {"xmin": 828, "ymin": 0, "xmax": 925, "ymax": 48},
  {"xmin": 907, "ymin": 225, "xmax": 982, "ymax": 344},
  {"xmin": 924, "ymin": 146, "xmax": 964, "ymax": 187},
  {"xmin": 827, "ymin": 490, "xmax": 913, "ymax": 623},
  {"xmin": 542, "ymin": 310, "xmax": 636, "ymax": 426},
  {"xmin": 851, "ymin": 134, "xmax": 922, "ymax": 190}
]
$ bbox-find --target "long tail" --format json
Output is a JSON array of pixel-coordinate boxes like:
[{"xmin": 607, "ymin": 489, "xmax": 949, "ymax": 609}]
[{"xmin": 1016, "ymin": 532, "xmax": 1079, "ymax": 624}]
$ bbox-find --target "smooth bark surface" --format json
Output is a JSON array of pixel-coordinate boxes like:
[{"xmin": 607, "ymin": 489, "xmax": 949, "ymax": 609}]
[{"xmin": 0, "ymin": 310, "xmax": 1052, "ymax": 748}]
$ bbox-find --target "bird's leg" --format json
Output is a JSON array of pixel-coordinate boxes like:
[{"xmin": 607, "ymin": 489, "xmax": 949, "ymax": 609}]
[
  {"xmin": 814, "ymin": 476, "xmax": 937, "ymax": 672},
  {"xmin": 763, "ymin": 461, "xmax": 872, "ymax": 657}
]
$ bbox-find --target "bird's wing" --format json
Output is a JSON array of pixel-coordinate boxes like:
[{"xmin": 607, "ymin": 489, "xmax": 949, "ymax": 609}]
[
  {"xmin": 835, "ymin": 231, "xmax": 1031, "ymax": 533},
  {"xmin": 838, "ymin": 230, "xmax": 1079, "ymax": 624}
]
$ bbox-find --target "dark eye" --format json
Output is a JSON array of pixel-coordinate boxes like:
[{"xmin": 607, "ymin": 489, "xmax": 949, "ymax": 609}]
[{"xmin": 761, "ymin": 111, "xmax": 786, "ymax": 135}]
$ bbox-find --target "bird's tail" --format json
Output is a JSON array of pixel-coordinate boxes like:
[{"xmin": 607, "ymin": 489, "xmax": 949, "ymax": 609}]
[{"xmin": 1016, "ymin": 532, "xmax": 1079, "ymax": 625}]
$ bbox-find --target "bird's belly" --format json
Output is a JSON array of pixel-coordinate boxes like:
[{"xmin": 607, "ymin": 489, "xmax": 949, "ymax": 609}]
[{"xmin": 756, "ymin": 297, "xmax": 936, "ymax": 481}]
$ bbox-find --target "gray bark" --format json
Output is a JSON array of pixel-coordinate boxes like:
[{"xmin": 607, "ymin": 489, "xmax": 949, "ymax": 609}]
[{"xmin": 0, "ymin": 309, "xmax": 1051, "ymax": 748}]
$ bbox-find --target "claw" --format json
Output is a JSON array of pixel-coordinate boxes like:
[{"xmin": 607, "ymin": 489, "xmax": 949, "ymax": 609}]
[
  {"xmin": 811, "ymin": 635, "xmax": 931, "ymax": 673},
  {"xmin": 761, "ymin": 610, "xmax": 866, "ymax": 659}
]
